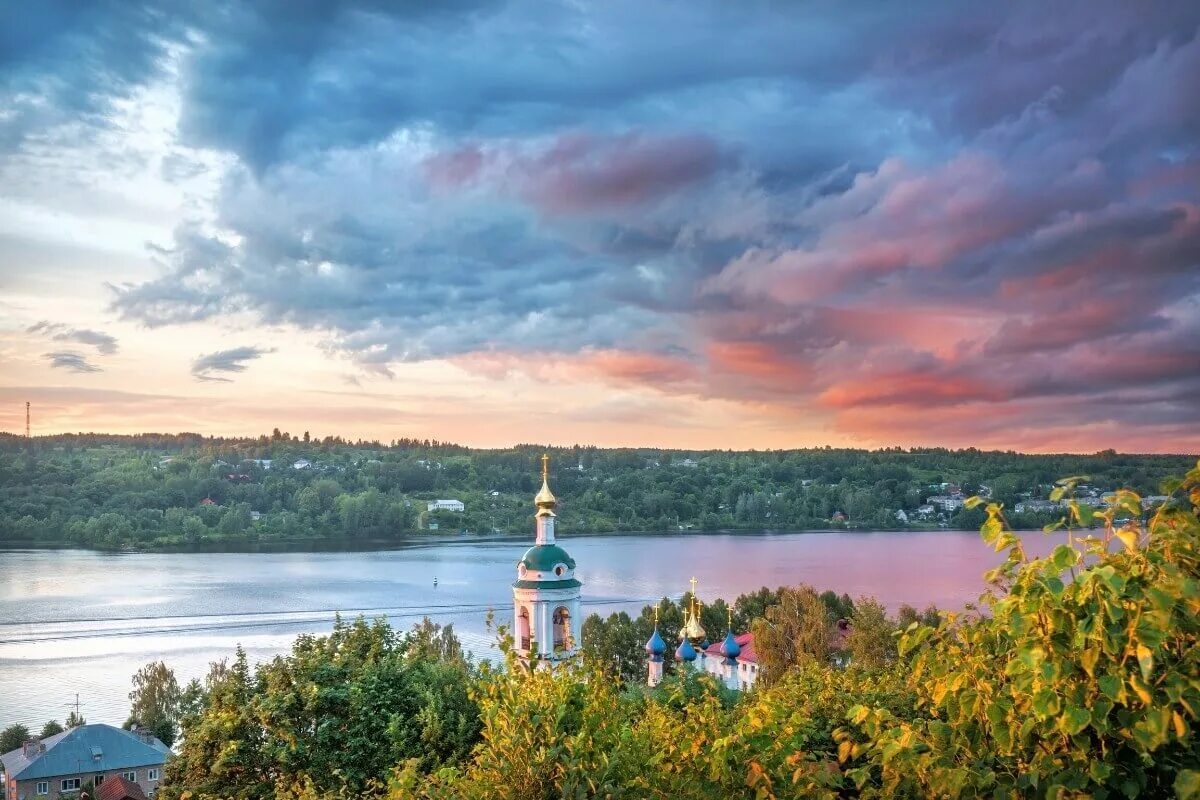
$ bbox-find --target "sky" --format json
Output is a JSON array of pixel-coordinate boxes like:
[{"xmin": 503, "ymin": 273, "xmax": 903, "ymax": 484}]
[{"xmin": 0, "ymin": 1, "xmax": 1198, "ymax": 452}]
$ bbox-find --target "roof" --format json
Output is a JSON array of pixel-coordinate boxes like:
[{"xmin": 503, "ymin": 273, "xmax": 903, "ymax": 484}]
[
  {"xmin": 512, "ymin": 578, "xmax": 582, "ymax": 590},
  {"xmin": 0, "ymin": 725, "xmax": 168, "ymax": 781},
  {"xmin": 519, "ymin": 543, "xmax": 576, "ymax": 571},
  {"xmin": 97, "ymin": 776, "xmax": 148, "ymax": 800},
  {"xmin": 704, "ymin": 632, "xmax": 756, "ymax": 664}
]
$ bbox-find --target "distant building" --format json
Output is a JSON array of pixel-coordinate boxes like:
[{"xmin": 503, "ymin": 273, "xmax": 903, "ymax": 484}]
[
  {"xmin": 677, "ymin": 458, "xmax": 699, "ymax": 468},
  {"xmin": 248, "ymin": 459, "xmax": 273, "ymax": 470},
  {"xmin": 1141, "ymin": 495, "xmax": 1170, "ymax": 510},
  {"xmin": 895, "ymin": 509, "xmax": 909, "ymax": 524},
  {"xmin": 292, "ymin": 459, "xmax": 312, "ymax": 470},
  {"xmin": 916, "ymin": 504, "xmax": 935, "ymax": 519},
  {"xmin": 927, "ymin": 494, "xmax": 964, "ymax": 512},
  {"xmin": 1, "ymin": 725, "xmax": 167, "ymax": 800},
  {"xmin": 427, "ymin": 499, "xmax": 465, "ymax": 513},
  {"xmin": 1015, "ymin": 499, "xmax": 1062, "ymax": 514},
  {"xmin": 199, "ymin": 497, "xmax": 216, "ymax": 506}
]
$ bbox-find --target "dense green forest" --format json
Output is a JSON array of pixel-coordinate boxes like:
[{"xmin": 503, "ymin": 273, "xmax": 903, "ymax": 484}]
[
  {"xmin": 21, "ymin": 464, "xmax": 1189, "ymax": 799},
  {"xmin": 0, "ymin": 431, "xmax": 1193, "ymax": 550}
]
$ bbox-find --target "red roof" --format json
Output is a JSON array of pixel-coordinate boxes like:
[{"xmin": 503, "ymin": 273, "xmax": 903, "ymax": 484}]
[
  {"xmin": 703, "ymin": 632, "xmax": 756, "ymax": 664},
  {"xmin": 96, "ymin": 776, "xmax": 147, "ymax": 800}
]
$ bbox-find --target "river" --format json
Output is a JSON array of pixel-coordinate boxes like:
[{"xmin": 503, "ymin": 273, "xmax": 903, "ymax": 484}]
[{"xmin": 0, "ymin": 529, "xmax": 1054, "ymax": 728}]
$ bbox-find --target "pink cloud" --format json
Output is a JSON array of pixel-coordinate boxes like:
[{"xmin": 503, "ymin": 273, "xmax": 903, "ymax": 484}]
[{"xmin": 421, "ymin": 130, "xmax": 726, "ymax": 214}]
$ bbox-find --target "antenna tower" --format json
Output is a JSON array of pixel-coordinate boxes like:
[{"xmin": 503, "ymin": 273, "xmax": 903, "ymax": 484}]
[{"xmin": 26, "ymin": 401, "xmax": 31, "ymax": 438}]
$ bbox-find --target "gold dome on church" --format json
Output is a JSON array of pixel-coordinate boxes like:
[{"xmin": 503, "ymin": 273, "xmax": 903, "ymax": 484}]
[{"xmin": 535, "ymin": 453, "xmax": 556, "ymax": 511}]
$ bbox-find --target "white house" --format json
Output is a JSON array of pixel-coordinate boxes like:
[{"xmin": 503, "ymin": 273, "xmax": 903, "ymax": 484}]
[
  {"xmin": 927, "ymin": 494, "xmax": 964, "ymax": 511},
  {"xmin": 895, "ymin": 509, "xmax": 909, "ymax": 523},
  {"xmin": 427, "ymin": 499, "xmax": 465, "ymax": 512},
  {"xmin": 292, "ymin": 459, "xmax": 312, "ymax": 470}
]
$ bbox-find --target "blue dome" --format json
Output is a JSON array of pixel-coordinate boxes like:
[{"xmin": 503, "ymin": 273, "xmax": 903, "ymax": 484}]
[
  {"xmin": 700, "ymin": 638, "xmax": 710, "ymax": 650},
  {"xmin": 719, "ymin": 630, "xmax": 741, "ymax": 659},
  {"xmin": 675, "ymin": 637, "xmax": 697, "ymax": 662},
  {"xmin": 645, "ymin": 627, "xmax": 666, "ymax": 658}
]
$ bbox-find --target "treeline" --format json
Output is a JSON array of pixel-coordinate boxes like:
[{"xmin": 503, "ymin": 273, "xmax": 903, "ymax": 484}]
[
  {"xmin": 95, "ymin": 466, "xmax": 1200, "ymax": 798},
  {"xmin": 0, "ymin": 431, "xmax": 1193, "ymax": 549}
]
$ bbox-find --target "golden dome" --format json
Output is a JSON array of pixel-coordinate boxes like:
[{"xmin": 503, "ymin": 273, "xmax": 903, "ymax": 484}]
[
  {"xmin": 534, "ymin": 453, "xmax": 556, "ymax": 511},
  {"xmin": 535, "ymin": 479, "xmax": 557, "ymax": 509}
]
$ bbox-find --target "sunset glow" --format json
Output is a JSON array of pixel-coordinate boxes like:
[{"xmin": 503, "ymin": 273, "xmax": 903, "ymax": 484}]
[{"xmin": 1, "ymin": 3, "xmax": 1197, "ymax": 452}]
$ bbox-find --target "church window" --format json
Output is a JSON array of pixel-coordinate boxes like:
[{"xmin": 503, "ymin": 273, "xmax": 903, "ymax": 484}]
[{"xmin": 552, "ymin": 607, "xmax": 571, "ymax": 649}]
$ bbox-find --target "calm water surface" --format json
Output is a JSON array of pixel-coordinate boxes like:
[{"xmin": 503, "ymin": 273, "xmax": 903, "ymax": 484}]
[{"xmin": 0, "ymin": 529, "xmax": 1054, "ymax": 727}]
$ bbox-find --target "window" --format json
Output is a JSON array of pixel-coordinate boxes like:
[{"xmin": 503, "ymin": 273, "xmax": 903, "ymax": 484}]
[
  {"xmin": 123, "ymin": 771, "xmax": 137, "ymax": 781},
  {"xmin": 552, "ymin": 607, "xmax": 571, "ymax": 650},
  {"xmin": 95, "ymin": 774, "xmax": 106, "ymax": 785},
  {"xmin": 148, "ymin": 769, "xmax": 160, "ymax": 781},
  {"xmin": 36, "ymin": 782, "xmax": 48, "ymax": 795},
  {"xmin": 61, "ymin": 778, "xmax": 81, "ymax": 792}
]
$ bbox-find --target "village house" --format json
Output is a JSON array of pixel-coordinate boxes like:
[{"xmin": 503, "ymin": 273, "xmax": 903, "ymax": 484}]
[
  {"xmin": 427, "ymin": 499, "xmax": 465, "ymax": 513},
  {"xmin": 1, "ymin": 725, "xmax": 167, "ymax": 800}
]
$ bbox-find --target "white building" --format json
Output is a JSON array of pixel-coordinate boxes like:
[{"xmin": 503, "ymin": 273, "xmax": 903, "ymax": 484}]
[
  {"xmin": 427, "ymin": 499, "xmax": 465, "ymax": 512},
  {"xmin": 895, "ymin": 509, "xmax": 909, "ymax": 523},
  {"xmin": 927, "ymin": 494, "xmax": 964, "ymax": 511},
  {"xmin": 292, "ymin": 459, "xmax": 312, "ymax": 470},
  {"xmin": 512, "ymin": 455, "xmax": 582, "ymax": 667}
]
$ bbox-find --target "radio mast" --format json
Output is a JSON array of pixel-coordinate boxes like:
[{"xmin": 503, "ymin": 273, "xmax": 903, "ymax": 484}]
[{"xmin": 26, "ymin": 401, "xmax": 30, "ymax": 438}]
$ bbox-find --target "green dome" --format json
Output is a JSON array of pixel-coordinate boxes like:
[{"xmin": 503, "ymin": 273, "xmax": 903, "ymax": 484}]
[{"xmin": 520, "ymin": 543, "xmax": 576, "ymax": 571}]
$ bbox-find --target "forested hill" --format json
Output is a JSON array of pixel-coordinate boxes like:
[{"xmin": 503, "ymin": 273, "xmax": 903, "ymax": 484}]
[{"xmin": 0, "ymin": 431, "xmax": 1193, "ymax": 550}]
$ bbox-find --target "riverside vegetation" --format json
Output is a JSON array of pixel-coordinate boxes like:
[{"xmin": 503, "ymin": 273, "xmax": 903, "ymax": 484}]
[
  {"xmin": 0, "ymin": 431, "xmax": 1193, "ymax": 549},
  {"xmin": 4, "ymin": 462, "xmax": 1190, "ymax": 798}
]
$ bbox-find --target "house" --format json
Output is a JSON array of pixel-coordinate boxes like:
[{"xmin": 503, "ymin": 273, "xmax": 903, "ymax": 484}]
[
  {"xmin": 427, "ymin": 499, "xmax": 465, "ymax": 513},
  {"xmin": 1015, "ymin": 499, "xmax": 1062, "ymax": 514},
  {"xmin": 894, "ymin": 509, "xmax": 909, "ymax": 524},
  {"xmin": 199, "ymin": 497, "xmax": 216, "ymax": 506},
  {"xmin": 247, "ymin": 459, "xmax": 273, "ymax": 470},
  {"xmin": 292, "ymin": 459, "xmax": 312, "ymax": 470},
  {"xmin": 1141, "ymin": 495, "xmax": 1170, "ymax": 510},
  {"xmin": 927, "ymin": 494, "xmax": 964, "ymax": 512},
  {"xmin": 677, "ymin": 458, "xmax": 698, "ymax": 468},
  {"xmin": 96, "ymin": 776, "xmax": 147, "ymax": 800},
  {"xmin": 916, "ymin": 504, "xmax": 936, "ymax": 519},
  {"xmin": 1, "ymin": 725, "xmax": 167, "ymax": 800}
]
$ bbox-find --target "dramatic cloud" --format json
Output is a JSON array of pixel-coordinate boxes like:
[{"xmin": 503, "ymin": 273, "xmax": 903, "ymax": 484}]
[
  {"xmin": 44, "ymin": 351, "xmax": 102, "ymax": 373},
  {"xmin": 191, "ymin": 346, "xmax": 272, "ymax": 383},
  {"xmin": 28, "ymin": 322, "xmax": 118, "ymax": 354},
  {"xmin": 5, "ymin": 2, "xmax": 1200, "ymax": 449}
]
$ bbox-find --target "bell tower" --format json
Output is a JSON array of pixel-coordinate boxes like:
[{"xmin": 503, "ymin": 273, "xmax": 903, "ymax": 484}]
[{"xmin": 512, "ymin": 454, "xmax": 582, "ymax": 666}]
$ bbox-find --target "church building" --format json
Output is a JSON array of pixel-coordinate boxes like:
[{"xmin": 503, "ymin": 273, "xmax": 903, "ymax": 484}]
[
  {"xmin": 645, "ymin": 579, "xmax": 761, "ymax": 691},
  {"xmin": 512, "ymin": 455, "xmax": 582, "ymax": 666}
]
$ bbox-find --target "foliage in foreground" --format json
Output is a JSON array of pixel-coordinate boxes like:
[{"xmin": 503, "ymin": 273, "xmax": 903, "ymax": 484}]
[
  {"xmin": 158, "ymin": 618, "xmax": 478, "ymax": 800},
  {"xmin": 160, "ymin": 464, "xmax": 1200, "ymax": 799}
]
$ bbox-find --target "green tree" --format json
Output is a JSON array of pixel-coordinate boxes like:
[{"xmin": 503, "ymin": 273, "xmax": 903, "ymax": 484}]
[
  {"xmin": 840, "ymin": 468, "xmax": 1200, "ymax": 798},
  {"xmin": 159, "ymin": 618, "xmax": 479, "ymax": 800},
  {"xmin": 0, "ymin": 723, "xmax": 30, "ymax": 753},
  {"xmin": 751, "ymin": 585, "xmax": 833, "ymax": 685},
  {"xmin": 39, "ymin": 720, "xmax": 64, "ymax": 738},
  {"xmin": 64, "ymin": 711, "xmax": 85, "ymax": 728},
  {"xmin": 127, "ymin": 660, "xmax": 182, "ymax": 746},
  {"xmin": 846, "ymin": 597, "xmax": 895, "ymax": 669}
]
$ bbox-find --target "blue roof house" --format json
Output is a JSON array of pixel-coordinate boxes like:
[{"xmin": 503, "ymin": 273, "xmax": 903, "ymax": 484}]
[{"xmin": 1, "ymin": 725, "xmax": 168, "ymax": 800}]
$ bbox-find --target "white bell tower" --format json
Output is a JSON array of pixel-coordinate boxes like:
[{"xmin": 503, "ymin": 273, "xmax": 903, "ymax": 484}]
[{"xmin": 512, "ymin": 454, "xmax": 582, "ymax": 666}]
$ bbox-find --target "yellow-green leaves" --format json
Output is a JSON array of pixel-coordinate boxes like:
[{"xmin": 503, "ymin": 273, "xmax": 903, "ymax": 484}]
[{"xmin": 1136, "ymin": 644, "xmax": 1155, "ymax": 682}]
